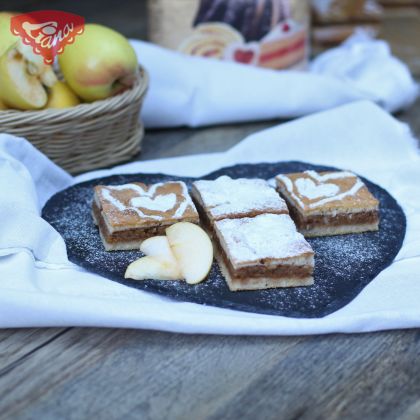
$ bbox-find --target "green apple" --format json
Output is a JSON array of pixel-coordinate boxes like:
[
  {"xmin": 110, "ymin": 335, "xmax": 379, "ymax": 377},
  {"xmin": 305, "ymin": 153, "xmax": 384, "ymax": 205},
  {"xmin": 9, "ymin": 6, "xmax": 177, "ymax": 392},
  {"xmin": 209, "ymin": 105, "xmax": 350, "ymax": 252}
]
[
  {"xmin": 0, "ymin": 43, "xmax": 57, "ymax": 110},
  {"xmin": 58, "ymin": 24, "xmax": 138, "ymax": 102},
  {"xmin": 0, "ymin": 12, "xmax": 19, "ymax": 58},
  {"xmin": 45, "ymin": 81, "xmax": 80, "ymax": 109}
]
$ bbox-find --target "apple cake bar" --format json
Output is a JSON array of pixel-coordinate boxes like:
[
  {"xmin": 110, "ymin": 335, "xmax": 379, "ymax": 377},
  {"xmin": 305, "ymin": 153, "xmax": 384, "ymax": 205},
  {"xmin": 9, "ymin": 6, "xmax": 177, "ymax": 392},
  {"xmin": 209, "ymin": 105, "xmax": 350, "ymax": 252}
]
[
  {"xmin": 191, "ymin": 175, "xmax": 289, "ymax": 234},
  {"xmin": 276, "ymin": 170, "xmax": 380, "ymax": 237},
  {"xmin": 191, "ymin": 175, "xmax": 314, "ymax": 291},
  {"xmin": 92, "ymin": 181, "xmax": 199, "ymax": 251},
  {"xmin": 214, "ymin": 214, "xmax": 314, "ymax": 291}
]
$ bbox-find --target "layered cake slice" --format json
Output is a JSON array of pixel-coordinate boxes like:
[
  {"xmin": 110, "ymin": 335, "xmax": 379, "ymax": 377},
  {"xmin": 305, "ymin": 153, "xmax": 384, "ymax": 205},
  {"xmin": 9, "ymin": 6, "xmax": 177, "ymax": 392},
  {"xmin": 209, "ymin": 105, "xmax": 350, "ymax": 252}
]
[
  {"xmin": 258, "ymin": 20, "xmax": 307, "ymax": 70},
  {"xmin": 191, "ymin": 175, "xmax": 289, "ymax": 233},
  {"xmin": 276, "ymin": 170, "xmax": 380, "ymax": 237},
  {"xmin": 214, "ymin": 214, "xmax": 314, "ymax": 291},
  {"xmin": 92, "ymin": 181, "xmax": 199, "ymax": 251}
]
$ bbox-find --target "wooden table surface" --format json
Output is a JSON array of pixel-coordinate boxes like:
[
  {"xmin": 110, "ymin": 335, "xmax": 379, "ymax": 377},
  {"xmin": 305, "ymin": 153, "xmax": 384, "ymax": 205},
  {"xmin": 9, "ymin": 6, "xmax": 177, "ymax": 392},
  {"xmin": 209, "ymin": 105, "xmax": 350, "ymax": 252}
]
[{"xmin": 2, "ymin": 1, "xmax": 420, "ymax": 419}]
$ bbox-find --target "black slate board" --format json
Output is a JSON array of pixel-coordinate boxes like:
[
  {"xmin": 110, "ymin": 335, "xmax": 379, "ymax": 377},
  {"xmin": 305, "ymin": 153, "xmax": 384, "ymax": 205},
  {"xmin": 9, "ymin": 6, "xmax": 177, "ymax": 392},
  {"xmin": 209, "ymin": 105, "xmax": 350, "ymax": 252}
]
[{"xmin": 42, "ymin": 162, "xmax": 406, "ymax": 318}]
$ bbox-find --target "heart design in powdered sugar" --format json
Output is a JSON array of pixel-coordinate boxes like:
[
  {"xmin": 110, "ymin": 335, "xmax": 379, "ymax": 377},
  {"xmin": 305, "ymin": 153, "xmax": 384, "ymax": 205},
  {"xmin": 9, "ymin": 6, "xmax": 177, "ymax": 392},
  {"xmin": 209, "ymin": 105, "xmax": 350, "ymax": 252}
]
[
  {"xmin": 130, "ymin": 194, "xmax": 177, "ymax": 212},
  {"xmin": 295, "ymin": 178, "xmax": 340, "ymax": 200},
  {"xmin": 103, "ymin": 182, "xmax": 192, "ymax": 220}
]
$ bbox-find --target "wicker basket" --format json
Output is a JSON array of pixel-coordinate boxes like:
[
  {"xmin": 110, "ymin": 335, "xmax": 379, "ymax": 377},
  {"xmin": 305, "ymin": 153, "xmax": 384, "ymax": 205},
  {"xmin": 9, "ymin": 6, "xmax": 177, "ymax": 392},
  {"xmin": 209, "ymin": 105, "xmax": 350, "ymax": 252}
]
[{"xmin": 0, "ymin": 66, "xmax": 148, "ymax": 175}]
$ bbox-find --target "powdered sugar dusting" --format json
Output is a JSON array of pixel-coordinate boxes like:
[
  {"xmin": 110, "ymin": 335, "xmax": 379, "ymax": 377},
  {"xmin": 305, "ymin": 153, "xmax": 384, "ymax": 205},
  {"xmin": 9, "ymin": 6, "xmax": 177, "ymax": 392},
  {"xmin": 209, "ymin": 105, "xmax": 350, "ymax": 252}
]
[
  {"xmin": 99, "ymin": 181, "xmax": 197, "ymax": 224},
  {"xmin": 277, "ymin": 170, "xmax": 367, "ymax": 210},
  {"xmin": 42, "ymin": 162, "xmax": 406, "ymax": 318},
  {"xmin": 216, "ymin": 214, "xmax": 313, "ymax": 265},
  {"xmin": 194, "ymin": 175, "xmax": 287, "ymax": 218},
  {"xmin": 130, "ymin": 194, "xmax": 177, "ymax": 212},
  {"xmin": 295, "ymin": 177, "xmax": 339, "ymax": 200},
  {"xmin": 173, "ymin": 181, "xmax": 195, "ymax": 218},
  {"xmin": 305, "ymin": 170, "xmax": 356, "ymax": 182},
  {"xmin": 311, "ymin": 179, "xmax": 364, "ymax": 209}
]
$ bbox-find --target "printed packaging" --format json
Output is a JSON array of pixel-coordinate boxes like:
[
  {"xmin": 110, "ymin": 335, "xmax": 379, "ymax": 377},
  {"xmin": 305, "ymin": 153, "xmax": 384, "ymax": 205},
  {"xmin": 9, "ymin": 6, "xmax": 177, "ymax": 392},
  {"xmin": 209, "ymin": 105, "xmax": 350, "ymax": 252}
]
[{"xmin": 148, "ymin": 0, "xmax": 310, "ymax": 70}]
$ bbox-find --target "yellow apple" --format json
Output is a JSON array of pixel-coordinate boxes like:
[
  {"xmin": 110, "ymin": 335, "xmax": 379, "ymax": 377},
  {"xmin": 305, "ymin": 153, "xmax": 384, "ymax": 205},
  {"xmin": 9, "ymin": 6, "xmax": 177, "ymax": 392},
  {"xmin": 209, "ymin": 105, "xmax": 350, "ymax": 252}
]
[
  {"xmin": 0, "ymin": 98, "xmax": 8, "ymax": 110},
  {"xmin": 0, "ymin": 43, "xmax": 57, "ymax": 110},
  {"xmin": 0, "ymin": 12, "xmax": 19, "ymax": 57},
  {"xmin": 45, "ymin": 81, "xmax": 80, "ymax": 109},
  {"xmin": 58, "ymin": 24, "xmax": 138, "ymax": 102}
]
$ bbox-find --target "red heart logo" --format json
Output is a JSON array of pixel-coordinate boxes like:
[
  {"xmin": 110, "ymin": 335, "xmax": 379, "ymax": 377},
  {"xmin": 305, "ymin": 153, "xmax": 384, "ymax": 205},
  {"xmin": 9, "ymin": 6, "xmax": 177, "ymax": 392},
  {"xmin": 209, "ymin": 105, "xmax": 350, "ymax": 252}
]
[
  {"xmin": 234, "ymin": 48, "xmax": 255, "ymax": 64},
  {"xmin": 11, "ymin": 10, "xmax": 85, "ymax": 65}
]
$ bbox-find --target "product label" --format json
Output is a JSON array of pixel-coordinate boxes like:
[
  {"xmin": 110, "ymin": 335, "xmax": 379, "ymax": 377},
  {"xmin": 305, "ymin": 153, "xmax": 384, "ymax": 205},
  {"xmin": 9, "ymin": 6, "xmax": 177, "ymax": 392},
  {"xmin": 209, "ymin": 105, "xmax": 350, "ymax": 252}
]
[
  {"xmin": 179, "ymin": 0, "xmax": 308, "ymax": 69},
  {"xmin": 11, "ymin": 10, "xmax": 85, "ymax": 64}
]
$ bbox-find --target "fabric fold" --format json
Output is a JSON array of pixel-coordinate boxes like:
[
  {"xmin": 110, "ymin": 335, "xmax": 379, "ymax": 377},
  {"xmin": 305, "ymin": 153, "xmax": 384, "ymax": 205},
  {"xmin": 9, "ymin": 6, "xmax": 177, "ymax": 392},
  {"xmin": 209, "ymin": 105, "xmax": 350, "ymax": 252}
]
[
  {"xmin": 133, "ymin": 35, "xmax": 418, "ymax": 128},
  {"xmin": 0, "ymin": 135, "xmax": 71, "ymax": 263},
  {"xmin": 0, "ymin": 101, "xmax": 419, "ymax": 334}
]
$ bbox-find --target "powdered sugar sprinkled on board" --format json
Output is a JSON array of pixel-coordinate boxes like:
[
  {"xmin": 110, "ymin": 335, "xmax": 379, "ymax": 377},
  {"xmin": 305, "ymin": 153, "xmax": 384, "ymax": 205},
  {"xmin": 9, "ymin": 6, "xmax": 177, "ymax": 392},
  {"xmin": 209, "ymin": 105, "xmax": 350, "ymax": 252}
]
[{"xmin": 42, "ymin": 162, "xmax": 406, "ymax": 318}]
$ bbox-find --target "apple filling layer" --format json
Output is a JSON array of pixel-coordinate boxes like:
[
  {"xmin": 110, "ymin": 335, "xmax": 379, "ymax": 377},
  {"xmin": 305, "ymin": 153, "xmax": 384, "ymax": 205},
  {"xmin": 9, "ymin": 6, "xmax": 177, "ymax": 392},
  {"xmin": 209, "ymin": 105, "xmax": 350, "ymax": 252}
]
[
  {"xmin": 287, "ymin": 205, "xmax": 379, "ymax": 233},
  {"xmin": 218, "ymin": 245, "xmax": 313, "ymax": 280},
  {"xmin": 93, "ymin": 202, "xmax": 177, "ymax": 242}
]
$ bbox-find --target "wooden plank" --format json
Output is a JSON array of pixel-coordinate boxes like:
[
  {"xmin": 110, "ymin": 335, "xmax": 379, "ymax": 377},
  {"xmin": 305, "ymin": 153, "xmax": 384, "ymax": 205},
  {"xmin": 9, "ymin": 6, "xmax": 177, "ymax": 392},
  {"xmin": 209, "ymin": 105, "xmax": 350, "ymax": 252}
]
[
  {"xmin": 0, "ymin": 328, "xmax": 69, "ymax": 370},
  {"xmin": 141, "ymin": 96, "xmax": 420, "ymax": 162},
  {"xmin": 0, "ymin": 328, "xmax": 418, "ymax": 420},
  {"xmin": 0, "ymin": 328, "xmax": 303, "ymax": 419},
  {"xmin": 381, "ymin": 14, "xmax": 420, "ymax": 77},
  {"xmin": 140, "ymin": 120, "xmax": 277, "ymax": 161}
]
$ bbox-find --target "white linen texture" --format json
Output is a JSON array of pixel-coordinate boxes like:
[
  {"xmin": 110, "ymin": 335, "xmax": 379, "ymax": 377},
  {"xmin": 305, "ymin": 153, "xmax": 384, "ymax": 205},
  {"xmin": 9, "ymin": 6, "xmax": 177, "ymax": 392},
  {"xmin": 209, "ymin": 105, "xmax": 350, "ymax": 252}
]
[
  {"xmin": 135, "ymin": 33, "xmax": 418, "ymax": 128},
  {"xmin": 0, "ymin": 101, "xmax": 419, "ymax": 334}
]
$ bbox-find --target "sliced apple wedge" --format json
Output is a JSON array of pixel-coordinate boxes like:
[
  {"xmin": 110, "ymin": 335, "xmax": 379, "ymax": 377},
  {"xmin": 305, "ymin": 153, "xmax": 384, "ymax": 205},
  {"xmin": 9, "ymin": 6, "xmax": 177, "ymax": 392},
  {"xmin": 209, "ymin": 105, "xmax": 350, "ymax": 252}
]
[
  {"xmin": 166, "ymin": 222, "xmax": 213, "ymax": 285},
  {"xmin": 125, "ymin": 256, "xmax": 181, "ymax": 281},
  {"xmin": 140, "ymin": 236, "xmax": 180, "ymax": 269},
  {"xmin": 16, "ymin": 42, "xmax": 57, "ymax": 88},
  {"xmin": 0, "ymin": 47, "xmax": 53, "ymax": 110},
  {"xmin": 125, "ymin": 236, "xmax": 182, "ymax": 281}
]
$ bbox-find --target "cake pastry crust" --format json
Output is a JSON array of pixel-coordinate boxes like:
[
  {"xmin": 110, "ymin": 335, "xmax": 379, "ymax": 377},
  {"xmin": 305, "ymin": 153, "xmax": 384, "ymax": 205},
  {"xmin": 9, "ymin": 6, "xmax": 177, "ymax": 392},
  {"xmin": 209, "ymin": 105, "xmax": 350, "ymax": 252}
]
[
  {"xmin": 93, "ymin": 181, "xmax": 199, "ymax": 251},
  {"xmin": 275, "ymin": 170, "xmax": 380, "ymax": 237}
]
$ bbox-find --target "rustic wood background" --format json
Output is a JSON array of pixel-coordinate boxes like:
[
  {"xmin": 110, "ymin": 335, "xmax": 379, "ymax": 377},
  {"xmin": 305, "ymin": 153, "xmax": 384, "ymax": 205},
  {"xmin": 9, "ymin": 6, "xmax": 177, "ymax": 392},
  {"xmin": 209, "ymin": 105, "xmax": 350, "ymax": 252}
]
[{"xmin": 1, "ymin": 1, "xmax": 420, "ymax": 419}]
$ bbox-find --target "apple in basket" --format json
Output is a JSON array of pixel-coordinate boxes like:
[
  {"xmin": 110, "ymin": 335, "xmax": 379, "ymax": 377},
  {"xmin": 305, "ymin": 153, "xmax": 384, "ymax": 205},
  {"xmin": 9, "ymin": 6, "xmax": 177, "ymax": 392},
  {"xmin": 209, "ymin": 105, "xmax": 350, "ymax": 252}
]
[
  {"xmin": 0, "ymin": 42, "xmax": 57, "ymax": 110},
  {"xmin": 45, "ymin": 81, "xmax": 81, "ymax": 109},
  {"xmin": 0, "ymin": 11, "xmax": 19, "ymax": 57},
  {"xmin": 58, "ymin": 23, "xmax": 138, "ymax": 102}
]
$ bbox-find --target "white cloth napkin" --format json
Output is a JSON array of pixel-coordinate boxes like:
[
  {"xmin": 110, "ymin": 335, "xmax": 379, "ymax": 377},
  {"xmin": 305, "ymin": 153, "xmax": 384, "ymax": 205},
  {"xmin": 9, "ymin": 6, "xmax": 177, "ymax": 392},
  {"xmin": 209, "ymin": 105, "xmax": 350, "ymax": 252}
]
[
  {"xmin": 1, "ymin": 101, "xmax": 420, "ymax": 334},
  {"xmin": 134, "ymin": 33, "xmax": 419, "ymax": 128}
]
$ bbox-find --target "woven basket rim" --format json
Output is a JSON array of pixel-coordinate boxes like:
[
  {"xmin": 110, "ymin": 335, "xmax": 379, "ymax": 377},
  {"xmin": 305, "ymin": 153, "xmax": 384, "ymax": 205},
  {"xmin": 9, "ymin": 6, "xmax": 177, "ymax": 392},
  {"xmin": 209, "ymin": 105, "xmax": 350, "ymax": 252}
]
[{"xmin": 0, "ymin": 65, "xmax": 148, "ymax": 119}]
